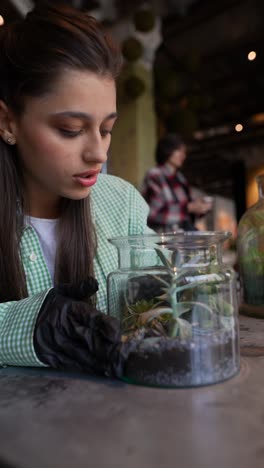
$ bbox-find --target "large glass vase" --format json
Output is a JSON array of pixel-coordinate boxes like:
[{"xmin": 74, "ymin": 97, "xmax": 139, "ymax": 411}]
[
  {"xmin": 107, "ymin": 232, "xmax": 240, "ymax": 387},
  {"xmin": 238, "ymin": 174, "xmax": 264, "ymax": 316}
]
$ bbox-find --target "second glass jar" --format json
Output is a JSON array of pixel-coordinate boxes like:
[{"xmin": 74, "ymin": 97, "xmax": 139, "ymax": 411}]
[{"xmin": 237, "ymin": 174, "xmax": 264, "ymax": 313}]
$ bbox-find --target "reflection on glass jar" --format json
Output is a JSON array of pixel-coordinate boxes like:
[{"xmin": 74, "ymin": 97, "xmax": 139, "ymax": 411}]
[{"xmin": 107, "ymin": 232, "xmax": 240, "ymax": 387}]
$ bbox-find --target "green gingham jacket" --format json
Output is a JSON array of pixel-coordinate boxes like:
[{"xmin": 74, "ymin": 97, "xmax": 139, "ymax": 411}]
[{"xmin": 0, "ymin": 174, "xmax": 150, "ymax": 368}]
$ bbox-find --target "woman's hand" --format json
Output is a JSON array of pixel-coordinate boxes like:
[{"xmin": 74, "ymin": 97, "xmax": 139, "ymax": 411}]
[{"xmin": 33, "ymin": 278, "xmax": 132, "ymax": 378}]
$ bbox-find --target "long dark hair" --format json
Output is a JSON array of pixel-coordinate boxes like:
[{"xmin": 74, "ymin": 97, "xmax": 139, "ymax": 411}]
[{"xmin": 0, "ymin": 2, "xmax": 122, "ymax": 302}]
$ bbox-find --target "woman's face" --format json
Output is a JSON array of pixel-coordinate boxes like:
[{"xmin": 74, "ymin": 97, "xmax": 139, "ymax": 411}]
[
  {"xmin": 8, "ymin": 70, "xmax": 117, "ymax": 218},
  {"xmin": 168, "ymin": 144, "xmax": 187, "ymax": 169}
]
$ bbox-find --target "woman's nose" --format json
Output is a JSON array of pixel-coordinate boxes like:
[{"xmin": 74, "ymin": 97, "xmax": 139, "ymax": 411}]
[{"xmin": 82, "ymin": 134, "xmax": 108, "ymax": 164}]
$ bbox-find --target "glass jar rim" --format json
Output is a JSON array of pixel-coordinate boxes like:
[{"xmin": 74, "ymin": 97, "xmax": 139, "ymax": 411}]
[{"xmin": 109, "ymin": 231, "xmax": 231, "ymax": 248}]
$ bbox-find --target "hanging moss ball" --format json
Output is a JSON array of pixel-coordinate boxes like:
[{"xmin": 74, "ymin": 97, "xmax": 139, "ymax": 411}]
[
  {"xmin": 124, "ymin": 75, "xmax": 146, "ymax": 99},
  {"xmin": 122, "ymin": 37, "xmax": 144, "ymax": 62},
  {"xmin": 133, "ymin": 9, "xmax": 156, "ymax": 32}
]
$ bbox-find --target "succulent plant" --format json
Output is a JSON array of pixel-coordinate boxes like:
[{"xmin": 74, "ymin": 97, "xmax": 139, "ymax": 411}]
[{"xmin": 122, "ymin": 246, "xmax": 234, "ymax": 340}]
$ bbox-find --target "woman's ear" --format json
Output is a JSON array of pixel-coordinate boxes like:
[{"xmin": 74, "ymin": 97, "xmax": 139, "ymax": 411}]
[{"xmin": 0, "ymin": 100, "xmax": 17, "ymax": 145}]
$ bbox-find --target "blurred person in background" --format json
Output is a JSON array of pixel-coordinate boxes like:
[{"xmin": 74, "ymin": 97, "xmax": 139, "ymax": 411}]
[{"xmin": 141, "ymin": 133, "xmax": 212, "ymax": 232}]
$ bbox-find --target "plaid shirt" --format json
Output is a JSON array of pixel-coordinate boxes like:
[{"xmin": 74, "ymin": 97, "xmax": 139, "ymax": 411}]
[
  {"xmin": 0, "ymin": 174, "xmax": 150, "ymax": 368},
  {"xmin": 141, "ymin": 164, "xmax": 193, "ymax": 232}
]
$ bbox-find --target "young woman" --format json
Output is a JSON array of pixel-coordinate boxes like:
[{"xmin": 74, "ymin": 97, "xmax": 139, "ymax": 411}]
[
  {"xmin": 0, "ymin": 2, "xmax": 150, "ymax": 376},
  {"xmin": 141, "ymin": 133, "xmax": 212, "ymax": 232}
]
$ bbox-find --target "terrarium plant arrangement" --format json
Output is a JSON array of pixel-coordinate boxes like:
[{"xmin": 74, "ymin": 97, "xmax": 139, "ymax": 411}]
[{"xmin": 108, "ymin": 232, "xmax": 240, "ymax": 387}]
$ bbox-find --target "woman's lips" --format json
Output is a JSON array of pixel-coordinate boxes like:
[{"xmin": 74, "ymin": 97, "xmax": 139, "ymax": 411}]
[{"xmin": 73, "ymin": 170, "xmax": 99, "ymax": 187}]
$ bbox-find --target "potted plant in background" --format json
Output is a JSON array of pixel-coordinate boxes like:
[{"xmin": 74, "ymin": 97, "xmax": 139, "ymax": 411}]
[{"xmin": 238, "ymin": 174, "xmax": 264, "ymax": 316}]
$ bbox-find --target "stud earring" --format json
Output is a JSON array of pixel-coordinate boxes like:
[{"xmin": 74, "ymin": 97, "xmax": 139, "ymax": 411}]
[{"xmin": 6, "ymin": 136, "xmax": 15, "ymax": 145}]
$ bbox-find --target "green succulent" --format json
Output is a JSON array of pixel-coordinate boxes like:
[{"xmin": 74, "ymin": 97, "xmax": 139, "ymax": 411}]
[{"xmin": 122, "ymin": 245, "xmax": 233, "ymax": 340}]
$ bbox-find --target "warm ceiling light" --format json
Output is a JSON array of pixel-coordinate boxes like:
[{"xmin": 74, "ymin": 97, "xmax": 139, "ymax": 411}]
[
  {"xmin": 235, "ymin": 123, "xmax": 243, "ymax": 132},
  {"xmin": 248, "ymin": 51, "xmax": 256, "ymax": 61},
  {"xmin": 0, "ymin": 15, "xmax": 4, "ymax": 26}
]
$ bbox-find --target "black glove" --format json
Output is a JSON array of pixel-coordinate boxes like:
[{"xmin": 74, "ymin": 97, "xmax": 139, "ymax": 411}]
[{"xmin": 33, "ymin": 278, "xmax": 131, "ymax": 378}]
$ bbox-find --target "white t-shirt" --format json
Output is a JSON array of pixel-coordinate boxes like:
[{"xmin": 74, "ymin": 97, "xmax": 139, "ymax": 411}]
[{"xmin": 26, "ymin": 216, "xmax": 58, "ymax": 281}]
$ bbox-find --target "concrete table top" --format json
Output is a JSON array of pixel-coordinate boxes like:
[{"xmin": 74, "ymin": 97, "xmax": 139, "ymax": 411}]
[{"xmin": 0, "ymin": 315, "xmax": 264, "ymax": 468}]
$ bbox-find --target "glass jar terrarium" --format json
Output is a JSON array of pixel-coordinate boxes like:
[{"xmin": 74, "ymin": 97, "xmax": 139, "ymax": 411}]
[
  {"xmin": 237, "ymin": 174, "xmax": 264, "ymax": 316},
  {"xmin": 107, "ymin": 232, "xmax": 240, "ymax": 387}
]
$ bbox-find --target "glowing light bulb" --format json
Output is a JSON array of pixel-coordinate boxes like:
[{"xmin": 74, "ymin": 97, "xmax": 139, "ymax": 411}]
[
  {"xmin": 0, "ymin": 15, "xmax": 4, "ymax": 26},
  {"xmin": 248, "ymin": 51, "xmax": 256, "ymax": 61},
  {"xmin": 235, "ymin": 124, "xmax": 243, "ymax": 132}
]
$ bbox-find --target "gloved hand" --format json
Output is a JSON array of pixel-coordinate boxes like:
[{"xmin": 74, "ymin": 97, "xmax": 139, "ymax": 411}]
[{"xmin": 33, "ymin": 278, "xmax": 131, "ymax": 378}]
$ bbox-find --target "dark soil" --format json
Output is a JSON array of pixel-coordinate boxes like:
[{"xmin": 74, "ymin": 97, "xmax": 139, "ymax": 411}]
[{"xmin": 124, "ymin": 331, "xmax": 239, "ymax": 387}]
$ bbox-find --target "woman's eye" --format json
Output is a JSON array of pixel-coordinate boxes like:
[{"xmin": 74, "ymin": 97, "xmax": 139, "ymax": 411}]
[
  {"xmin": 100, "ymin": 129, "xmax": 112, "ymax": 138},
  {"xmin": 58, "ymin": 128, "xmax": 83, "ymax": 138}
]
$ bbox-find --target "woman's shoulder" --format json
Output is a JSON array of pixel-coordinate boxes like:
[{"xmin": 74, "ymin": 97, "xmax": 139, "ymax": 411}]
[
  {"xmin": 93, "ymin": 173, "xmax": 136, "ymax": 197},
  {"xmin": 91, "ymin": 174, "xmax": 144, "ymax": 210},
  {"xmin": 91, "ymin": 174, "xmax": 149, "ymax": 233}
]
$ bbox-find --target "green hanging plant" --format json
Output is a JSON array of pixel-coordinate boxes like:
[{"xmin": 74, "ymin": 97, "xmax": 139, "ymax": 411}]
[
  {"xmin": 122, "ymin": 37, "xmax": 143, "ymax": 62},
  {"xmin": 124, "ymin": 75, "xmax": 146, "ymax": 99},
  {"xmin": 133, "ymin": 8, "xmax": 156, "ymax": 33}
]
